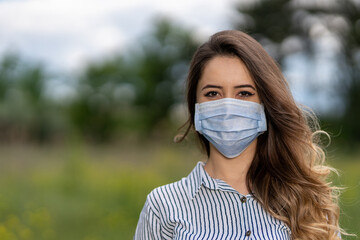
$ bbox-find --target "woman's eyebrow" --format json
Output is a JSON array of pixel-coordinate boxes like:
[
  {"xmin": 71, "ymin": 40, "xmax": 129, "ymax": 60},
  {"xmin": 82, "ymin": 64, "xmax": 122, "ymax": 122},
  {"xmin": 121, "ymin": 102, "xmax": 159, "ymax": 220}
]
[
  {"xmin": 201, "ymin": 84, "xmax": 256, "ymax": 91},
  {"xmin": 234, "ymin": 84, "xmax": 256, "ymax": 90},
  {"xmin": 201, "ymin": 84, "xmax": 222, "ymax": 91}
]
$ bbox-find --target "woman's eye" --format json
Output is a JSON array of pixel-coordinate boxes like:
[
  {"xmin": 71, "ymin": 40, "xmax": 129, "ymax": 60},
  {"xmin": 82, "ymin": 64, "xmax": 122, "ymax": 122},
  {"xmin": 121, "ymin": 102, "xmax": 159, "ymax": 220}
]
[
  {"xmin": 238, "ymin": 91, "xmax": 254, "ymax": 97},
  {"xmin": 205, "ymin": 91, "xmax": 218, "ymax": 97}
]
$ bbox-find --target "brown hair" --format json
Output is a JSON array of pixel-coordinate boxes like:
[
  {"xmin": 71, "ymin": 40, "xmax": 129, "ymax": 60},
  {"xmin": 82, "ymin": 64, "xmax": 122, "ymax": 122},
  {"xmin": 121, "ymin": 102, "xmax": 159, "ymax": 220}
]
[{"xmin": 177, "ymin": 30, "xmax": 343, "ymax": 239}]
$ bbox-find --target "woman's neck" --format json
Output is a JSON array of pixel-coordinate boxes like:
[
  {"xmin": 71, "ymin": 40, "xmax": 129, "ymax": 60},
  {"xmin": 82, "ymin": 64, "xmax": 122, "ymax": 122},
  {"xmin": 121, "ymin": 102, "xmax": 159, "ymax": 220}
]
[{"xmin": 204, "ymin": 139, "xmax": 257, "ymax": 195}]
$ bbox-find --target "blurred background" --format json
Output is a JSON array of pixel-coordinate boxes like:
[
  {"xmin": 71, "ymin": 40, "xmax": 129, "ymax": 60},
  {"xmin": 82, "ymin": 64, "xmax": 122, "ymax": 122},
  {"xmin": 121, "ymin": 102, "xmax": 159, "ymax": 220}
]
[{"xmin": 0, "ymin": 0, "xmax": 359, "ymax": 239}]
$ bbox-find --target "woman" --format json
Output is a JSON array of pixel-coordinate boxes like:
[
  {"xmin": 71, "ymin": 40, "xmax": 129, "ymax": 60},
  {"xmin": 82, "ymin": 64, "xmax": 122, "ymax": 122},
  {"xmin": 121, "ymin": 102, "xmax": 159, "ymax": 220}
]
[{"xmin": 134, "ymin": 30, "xmax": 343, "ymax": 239}]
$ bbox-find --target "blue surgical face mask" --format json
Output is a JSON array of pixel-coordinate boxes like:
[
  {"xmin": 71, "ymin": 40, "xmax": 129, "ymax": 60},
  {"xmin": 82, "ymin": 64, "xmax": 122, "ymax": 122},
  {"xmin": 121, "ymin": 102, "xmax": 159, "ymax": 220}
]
[{"xmin": 194, "ymin": 98, "xmax": 267, "ymax": 158}]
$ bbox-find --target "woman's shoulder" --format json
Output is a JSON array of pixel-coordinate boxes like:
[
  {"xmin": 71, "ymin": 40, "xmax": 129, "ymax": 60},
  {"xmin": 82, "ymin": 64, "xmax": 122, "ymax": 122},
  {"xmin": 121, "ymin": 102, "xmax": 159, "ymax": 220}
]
[
  {"xmin": 145, "ymin": 176, "xmax": 197, "ymax": 219},
  {"xmin": 147, "ymin": 177, "xmax": 190, "ymax": 204},
  {"xmin": 147, "ymin": 162, "xmax": 202, "ymax": 204}
]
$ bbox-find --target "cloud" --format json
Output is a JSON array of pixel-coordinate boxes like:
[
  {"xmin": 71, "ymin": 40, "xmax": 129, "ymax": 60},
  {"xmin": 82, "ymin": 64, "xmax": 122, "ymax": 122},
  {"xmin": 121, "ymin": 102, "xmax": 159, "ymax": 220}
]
[{"xmin": 0, "ymin": 0, "xmax": 236, "ymax": 72}]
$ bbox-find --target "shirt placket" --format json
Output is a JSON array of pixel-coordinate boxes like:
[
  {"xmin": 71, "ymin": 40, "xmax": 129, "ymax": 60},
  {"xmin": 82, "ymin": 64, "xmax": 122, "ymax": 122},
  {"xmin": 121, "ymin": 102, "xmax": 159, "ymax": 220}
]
[
  {"xmin": 215, "ymin": 179, "xmax": 254, "ymax": 239},
  {"xmin": 240, "ymin": 195, "xmax": 254, "ymax": 239},
  {"xmin": 199, "ymin": 163, "xmax": 256, "ymax": 239}
]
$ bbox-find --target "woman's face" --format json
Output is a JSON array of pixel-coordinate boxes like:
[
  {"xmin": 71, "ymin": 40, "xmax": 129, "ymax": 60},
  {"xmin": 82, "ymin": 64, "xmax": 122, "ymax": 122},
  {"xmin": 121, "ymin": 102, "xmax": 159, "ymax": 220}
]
[{"xmin": 196, "ymin": 56, "xmax": 260, "ymax": 104}]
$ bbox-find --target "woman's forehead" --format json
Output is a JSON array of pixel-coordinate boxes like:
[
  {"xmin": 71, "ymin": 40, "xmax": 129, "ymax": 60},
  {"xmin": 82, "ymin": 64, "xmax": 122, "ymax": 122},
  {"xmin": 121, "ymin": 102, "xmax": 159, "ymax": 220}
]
[{"xmin": 198, "ymin": 56, "xmax": 255, "ymax": 88}]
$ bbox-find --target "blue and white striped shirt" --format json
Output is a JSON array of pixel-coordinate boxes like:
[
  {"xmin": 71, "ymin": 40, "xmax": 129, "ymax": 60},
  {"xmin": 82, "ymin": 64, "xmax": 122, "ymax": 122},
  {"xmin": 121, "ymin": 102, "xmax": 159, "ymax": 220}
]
[{"xmin": 134, "ymin": 161, "xmax": 291, "ymax": 239}]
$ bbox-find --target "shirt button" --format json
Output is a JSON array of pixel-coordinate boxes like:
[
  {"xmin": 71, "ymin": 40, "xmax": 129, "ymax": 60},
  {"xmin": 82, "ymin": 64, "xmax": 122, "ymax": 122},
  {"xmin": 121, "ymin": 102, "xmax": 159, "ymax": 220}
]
[
  {"xmin": 240, "ymin": 196, "xmax": 247, "ymax": 203},
  {"xmin": 245, "ymin": 230, "xmax": 251, "ymax": 236}
]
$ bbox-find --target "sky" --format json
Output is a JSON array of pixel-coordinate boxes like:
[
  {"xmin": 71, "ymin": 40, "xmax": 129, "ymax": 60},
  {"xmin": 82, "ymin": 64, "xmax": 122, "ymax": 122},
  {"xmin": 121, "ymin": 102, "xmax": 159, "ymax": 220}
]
[{"xmin": 0, "ymin": 0, "xmax": 238, "ymax": 72}]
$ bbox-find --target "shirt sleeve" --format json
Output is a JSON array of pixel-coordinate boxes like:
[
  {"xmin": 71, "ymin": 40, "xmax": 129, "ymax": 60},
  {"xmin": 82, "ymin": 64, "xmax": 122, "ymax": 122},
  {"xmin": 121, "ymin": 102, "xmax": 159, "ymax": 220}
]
[{"xmin": 134, "ymin": 196, "xmax": 162, "ymax": 240}]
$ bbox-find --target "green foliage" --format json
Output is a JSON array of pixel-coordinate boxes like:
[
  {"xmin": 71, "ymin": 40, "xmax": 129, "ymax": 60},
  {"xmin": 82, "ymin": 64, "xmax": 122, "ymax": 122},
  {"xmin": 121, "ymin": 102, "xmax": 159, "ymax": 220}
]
[
  {"xmin": 235, "ymin": 0, "xmax": 300, "ymax": 62},
  {"xmin": 330, "ymin": 155, "xmax": 360, "ymax": 239},
  {"xmin": 131, "ymin": 18, "xmax": 198, "ymax": 133},
  {"xmin": 0, "ymin": 144, "xmax": 357, "ymax": 239},
  {"xmin": 339, "ymin": 1, "xmax": 360, "ymax": 145},
  {"xmin": 0, "ymin": 142, "xmax": 197, "ymax": 239},
  {"xmin": 67, "ymin": 57, "xmax": 129, "ymax": 142},
  {"xmin": 237, "ymin": 0, "xmax": 293, "ymax": 45},
  {"xmin": 0, "ymin": 53, "xmax": 59, "ymax": 143}
]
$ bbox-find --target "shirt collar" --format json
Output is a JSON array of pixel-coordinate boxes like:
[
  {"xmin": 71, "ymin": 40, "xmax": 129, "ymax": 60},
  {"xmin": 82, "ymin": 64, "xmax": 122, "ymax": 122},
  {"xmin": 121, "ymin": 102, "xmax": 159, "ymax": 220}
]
[{"xmin": 187, "ymin": 161, "xmax": 241, "ymax": 199}]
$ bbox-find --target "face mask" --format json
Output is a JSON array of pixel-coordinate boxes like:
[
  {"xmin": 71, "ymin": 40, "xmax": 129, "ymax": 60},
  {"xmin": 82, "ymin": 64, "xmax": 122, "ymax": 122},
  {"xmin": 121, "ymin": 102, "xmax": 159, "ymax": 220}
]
[{"xmin": 194, "ymin": 98, "xmax": 267, "ymax": 158}]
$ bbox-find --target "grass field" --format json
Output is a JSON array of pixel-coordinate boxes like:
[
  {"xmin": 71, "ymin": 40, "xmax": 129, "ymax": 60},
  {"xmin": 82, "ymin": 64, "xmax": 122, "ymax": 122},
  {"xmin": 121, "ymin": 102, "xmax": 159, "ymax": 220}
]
[{"xmin": 0, "ymin": 141, "xmax": 358, "ymax": 239}]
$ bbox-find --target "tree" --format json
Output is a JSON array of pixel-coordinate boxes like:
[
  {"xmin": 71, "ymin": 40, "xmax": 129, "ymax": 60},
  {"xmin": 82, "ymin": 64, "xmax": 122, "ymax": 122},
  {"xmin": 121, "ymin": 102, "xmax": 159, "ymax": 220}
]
[
  {"xmin": 67, "ymin": 56, "xmax": 131, "ymax": 142},
  {"xmin": 339, "ymin": 1, "xmax": 360, "ymax": 145},
  {"xmin": 131, "ymin": 18, "xmax": 199, "ymax": 133},
  {"xmin": 234, "ymin": 0, "xmax": 360, "ymax": 145},
  {"xmin": 67, "ymin": 18, "xmax": 199, "ymax": 141},
  {"xmin": 0, "ymin": 53, "xmax": 58, "ymax": 142}
]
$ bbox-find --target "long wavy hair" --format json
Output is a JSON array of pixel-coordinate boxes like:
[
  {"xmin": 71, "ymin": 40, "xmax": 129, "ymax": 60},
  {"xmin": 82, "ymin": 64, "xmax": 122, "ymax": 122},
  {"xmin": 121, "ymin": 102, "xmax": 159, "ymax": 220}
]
[{"xmin": 177, "ymin": 30, "xmax": 344, "ymax": 239}]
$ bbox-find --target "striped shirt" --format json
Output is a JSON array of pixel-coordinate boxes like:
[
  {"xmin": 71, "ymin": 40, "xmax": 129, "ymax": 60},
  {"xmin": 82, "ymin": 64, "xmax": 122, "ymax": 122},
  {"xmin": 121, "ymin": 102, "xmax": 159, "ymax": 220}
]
[{"xmin": 134, "ymin": 161, "xmax": 291, "ymax": 239}]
